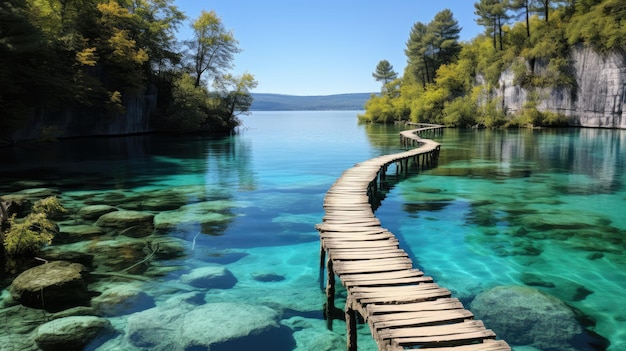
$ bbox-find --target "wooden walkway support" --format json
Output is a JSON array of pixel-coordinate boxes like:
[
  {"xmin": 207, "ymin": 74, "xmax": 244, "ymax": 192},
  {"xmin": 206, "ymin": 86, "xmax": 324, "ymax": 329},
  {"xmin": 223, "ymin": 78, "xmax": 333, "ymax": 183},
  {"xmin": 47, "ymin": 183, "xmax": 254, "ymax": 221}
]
[{"xmin": 316, "ymin": 123, "xmax": 510, "ymax": 351}]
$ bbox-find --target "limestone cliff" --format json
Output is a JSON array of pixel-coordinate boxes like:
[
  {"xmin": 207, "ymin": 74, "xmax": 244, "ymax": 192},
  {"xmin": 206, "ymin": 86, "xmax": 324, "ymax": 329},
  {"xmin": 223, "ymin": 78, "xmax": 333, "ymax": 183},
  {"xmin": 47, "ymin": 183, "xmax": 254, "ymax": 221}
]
[
  {"xmin": 498, "ymin": 44, "xmax": 626, "ymax": 128},
  {"xmin": 9, "ymin": 89, "xmax": 158, "ymax": 142}
]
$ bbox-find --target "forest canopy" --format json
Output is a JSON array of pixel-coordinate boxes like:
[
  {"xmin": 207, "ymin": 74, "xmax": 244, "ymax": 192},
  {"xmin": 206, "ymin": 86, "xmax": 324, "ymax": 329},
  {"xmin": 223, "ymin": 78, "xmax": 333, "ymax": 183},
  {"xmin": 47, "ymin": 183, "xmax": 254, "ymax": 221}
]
[
  {"xmin": 0, "ymin": 0, "xmax": 257, "ymax": 141},
  {"xmin": 359, "ymin": 0, "xmax": 626, "ymax": 128}
]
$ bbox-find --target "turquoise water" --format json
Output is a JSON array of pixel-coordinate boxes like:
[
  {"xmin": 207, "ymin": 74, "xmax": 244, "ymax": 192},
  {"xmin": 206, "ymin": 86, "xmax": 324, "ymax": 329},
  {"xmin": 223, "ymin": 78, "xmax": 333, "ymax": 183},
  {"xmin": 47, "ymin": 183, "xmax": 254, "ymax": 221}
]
[{"xmin": 0, "ymin": 112, "xmax": 624, "ymax": 350}]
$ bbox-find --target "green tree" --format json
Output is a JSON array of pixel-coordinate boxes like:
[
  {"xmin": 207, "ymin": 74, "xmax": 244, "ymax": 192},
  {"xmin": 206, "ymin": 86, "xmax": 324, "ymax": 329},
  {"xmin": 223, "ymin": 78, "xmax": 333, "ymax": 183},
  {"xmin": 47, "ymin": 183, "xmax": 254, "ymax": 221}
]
[
  {"xmin": 405, "ymin": 21, "xmax": 431, "ymax": 88},
  {"xmin": 372, "ymin": 60, "xmax": 398, "ymax": 91},
  {"xmin": 475, "ymin": 0, "xmax": 510, "ymax": 50},
  {"xmin": 213, "ymin": 72, "xmax": 258, "ymax": 123},
  {"xmin": 186, "ymin": 10, "xmax": 240, "ymax": 87},
  {"xmin": 510, "ymin": 0, "xmax": 532, "ymax": 37},
  {"xmin": 405, "ymin": 9, "xmax": 462, "ymax": 88}
]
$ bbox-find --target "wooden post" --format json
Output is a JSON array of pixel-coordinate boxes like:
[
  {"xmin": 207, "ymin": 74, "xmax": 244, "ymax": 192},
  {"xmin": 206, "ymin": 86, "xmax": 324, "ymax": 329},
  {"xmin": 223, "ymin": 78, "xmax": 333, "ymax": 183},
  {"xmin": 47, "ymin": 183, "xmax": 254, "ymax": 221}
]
[
  {"xmin": 346, "ymin": 299, "xmax": 357, "ymax": 351},
  {"xmin": 324, "ymin": 258, "xmax": 336, "ymax": 330},
  {"xmin": 319, "ymin": 242, "xmax": 326, "ymax": 290}
]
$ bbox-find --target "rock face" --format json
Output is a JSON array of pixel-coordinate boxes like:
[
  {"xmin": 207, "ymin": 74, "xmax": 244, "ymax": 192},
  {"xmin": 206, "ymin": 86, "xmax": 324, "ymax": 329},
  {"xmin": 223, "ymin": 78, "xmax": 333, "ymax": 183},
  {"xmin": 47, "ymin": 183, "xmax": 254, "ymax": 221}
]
[
  {"xmin": 10, "ymin": 92, "xmax": 157, "ymax": 142},
  {"xmin": 9, "ymin": 261, "xmax": 91, "ymax": 312},
  {"xmin": 470, "ymin": 285, "xmax": 582, "ymax": 350},
  {"xmin": 498, "ymin": 44, "xmax": 626, "ymax": 128},
  {"xmin": 127, "ymin": 302, "xmax": 284, "ymax": 351},
  {"xmin": 34, "ymin": 316, "xmax": 115, "ymax": 351}
]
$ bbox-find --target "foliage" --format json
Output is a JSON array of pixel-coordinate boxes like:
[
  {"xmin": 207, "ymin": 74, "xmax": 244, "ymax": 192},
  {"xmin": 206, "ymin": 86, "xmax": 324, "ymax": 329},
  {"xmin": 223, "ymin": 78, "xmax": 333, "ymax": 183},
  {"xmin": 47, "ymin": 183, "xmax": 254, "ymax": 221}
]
[
  {"xmin": 363, "ymin": 0, "xmax": 622, "ymax": 128},
  {"xmin": 566, "ymin": 0, "xmax": 626, "ymax": 52},
  {"xmin": 372, "ymin": 60, "xmax": 398, "ymax": 93},
  {"xmin": 186, "ymin": 10, "xmax": 240, "ymax": 88},
  {"xmin": 0, "ymin": 0, "xmax": 250, "ymax": 141},
  {"xmin": 2, "ymin": 196, "xmax": 65, "ymax": 256},
  {"xmin": 405, "ymin": 9, "xmax": 462, "ymax": 88}
]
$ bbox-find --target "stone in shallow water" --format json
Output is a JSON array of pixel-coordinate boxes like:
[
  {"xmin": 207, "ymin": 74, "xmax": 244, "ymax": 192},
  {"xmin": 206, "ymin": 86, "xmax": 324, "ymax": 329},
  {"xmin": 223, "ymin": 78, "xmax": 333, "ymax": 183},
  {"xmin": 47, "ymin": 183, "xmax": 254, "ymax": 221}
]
[
  {"xmin": 78, "ymin": 204, "xmax": 118, "ymax": 220},
  {"xmin": 127, "ymin": 302, "xmax": 287, "ymax": 351},
  {"xmin": 56, "ymin": 224, "xmax": 105, "ymax": 243},
  {"xmin": 34, "ymin": 316, "xmax": 115, "ymax": 351},
  {"xmin": 180, "ymin": 265, "xmax": 237, "ymax": 289},
  {"xmin": 282, "ymin": 316, "xmax": 344, "ymax": 351},
  {"xmin": 470, "ymin": 285, "xmax": 582, "ymax": 350},
  {"xmin": 95, "ymin": 210, "xmax": 154, "ymax": 237},
  {"xmin": 252, "ymin": 272, "xmax": 286, "ymax": 282},
  {"xmin": 91, "ymin": 282, "xmax": 155, "ymax": 316},
  {"xmin": 9, "ymin": 261, "xmax": 92, "ymax": 312},
  {"xmin": 521, "ymin": 272, "xmax": 556, "ymax": 288}
]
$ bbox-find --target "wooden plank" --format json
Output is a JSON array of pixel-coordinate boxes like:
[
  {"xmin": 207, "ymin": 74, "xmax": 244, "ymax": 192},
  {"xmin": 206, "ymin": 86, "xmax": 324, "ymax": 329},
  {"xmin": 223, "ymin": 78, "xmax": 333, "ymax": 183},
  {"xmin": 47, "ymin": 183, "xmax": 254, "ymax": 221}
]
[
  {"xmin": 350, "ymin": 283, "xmax": 442, "ymax": 294},
  {"xmin": 398, "ymin": 340, "xmax": 510, "ymax": 351},
  {"xmin": 366, "ymin": 298, "xmax": 463, "ymax": 314},
  {"xmin": 344, "ymin": 276, "xmax": 433, "ymax": 287},
  {"xmin": 340, "ymin": 269, "xmax": 425, "ymax": 281},
  {"xmin": 391, "ymin": 330, "xmax": 496, "ymax": 346},
  {"xmin": 356, "ymin": 288, "xmax": 451, "ymax": 304},
  {"xmin": 370, "ymin": 309, "xmax": 474, "ymax": 329},
  {"xmin": 377, "ymin": 320, "xmax": 486, "ymax": 339}
]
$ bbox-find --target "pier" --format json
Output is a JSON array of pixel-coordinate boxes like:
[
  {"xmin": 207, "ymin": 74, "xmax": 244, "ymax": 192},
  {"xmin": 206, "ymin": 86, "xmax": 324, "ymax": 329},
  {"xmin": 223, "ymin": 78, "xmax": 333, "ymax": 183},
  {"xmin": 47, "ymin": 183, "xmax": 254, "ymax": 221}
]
[{"xmin": 316, "ymin": 123, "xmax": 510, "ymax": 351}]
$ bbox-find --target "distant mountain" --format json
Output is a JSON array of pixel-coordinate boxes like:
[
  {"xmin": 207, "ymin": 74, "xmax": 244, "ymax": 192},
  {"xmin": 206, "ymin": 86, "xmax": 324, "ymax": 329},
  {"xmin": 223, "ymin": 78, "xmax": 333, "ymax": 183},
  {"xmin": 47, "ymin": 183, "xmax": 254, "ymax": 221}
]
[{"xmin": 250, "ymin": 93, "xmax": 375, "ymax": 111}]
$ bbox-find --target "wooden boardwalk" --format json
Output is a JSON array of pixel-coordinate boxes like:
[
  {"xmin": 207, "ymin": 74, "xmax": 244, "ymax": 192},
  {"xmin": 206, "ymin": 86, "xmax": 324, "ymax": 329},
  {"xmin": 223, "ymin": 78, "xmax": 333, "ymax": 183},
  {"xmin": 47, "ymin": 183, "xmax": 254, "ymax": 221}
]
[{"xmin": 316, "ymin": 124, "xmax": 510, "ymax": 351}]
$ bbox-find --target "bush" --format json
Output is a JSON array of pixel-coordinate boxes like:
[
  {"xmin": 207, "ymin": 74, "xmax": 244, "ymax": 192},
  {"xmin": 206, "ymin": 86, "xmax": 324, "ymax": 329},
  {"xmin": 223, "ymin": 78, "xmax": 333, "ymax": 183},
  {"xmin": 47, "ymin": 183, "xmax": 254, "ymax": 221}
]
[{"xmin": 2, "ymin": 196, "xmax": 64, "ymax": 256}]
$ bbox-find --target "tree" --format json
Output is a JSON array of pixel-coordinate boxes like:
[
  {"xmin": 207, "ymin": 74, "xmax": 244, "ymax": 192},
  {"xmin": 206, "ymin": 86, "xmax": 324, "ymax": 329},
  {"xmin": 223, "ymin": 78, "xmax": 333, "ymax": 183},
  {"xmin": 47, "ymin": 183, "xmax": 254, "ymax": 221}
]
[
  {"xmin": 405, "ymin": 9, "xmax": 462, "ymax": 88},
  {"xmin": 475, "ymin": 0, "xmax": 510, "ymax": 50},
  {"xmin": 214, "ymin": 72, "xmax": 258, "ymax": 122},
  {"xmin": 405, "ymin": 21, "xmax": 431, "ymax": 88},
  {"xmin": 187, "ymin": 10, "xmax": 240, "ymax": 87},
  {"xmin": 510, "ymin": 0, "xmax": 532, "ymax": 37},
  {"xmin": 372, "ymin": 60, "xmax": 398, "ymax": 91}
]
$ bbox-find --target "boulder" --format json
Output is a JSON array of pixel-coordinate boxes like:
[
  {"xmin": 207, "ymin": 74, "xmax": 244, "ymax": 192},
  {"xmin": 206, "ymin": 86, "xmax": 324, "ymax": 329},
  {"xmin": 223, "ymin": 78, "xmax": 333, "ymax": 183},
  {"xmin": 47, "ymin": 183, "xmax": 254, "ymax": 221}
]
[
  {"xmin": 34, "ymin": 316, "xmax": 115, "ymax": 351},
  {"xmin": 9, "ymin": 261, "xmax": 92, "ymax": 312},
  {"xmin": 180, "ymin": 265, "xmax": 237, "ymax": 289},
  {"xmin": 127, "ymin": 302, "xmax": 283, "ymax": 351},
  {"xmin": 95, "ymin": 210, "xmax": 154, "ymax": 237},
  {"xmin": 78, "ymin": 205, "xmax": 118, "ymax": 220},
  {"xmin": 56, "ymin": 224, "xmax": 105, "ymax": 243},
  {"xmin": 470, "ymin": 285, "xmax": 582, "ymax": 350},
  {"xmin": 91, "ymin": 282, "xmax": 155, "ymax": 316}
]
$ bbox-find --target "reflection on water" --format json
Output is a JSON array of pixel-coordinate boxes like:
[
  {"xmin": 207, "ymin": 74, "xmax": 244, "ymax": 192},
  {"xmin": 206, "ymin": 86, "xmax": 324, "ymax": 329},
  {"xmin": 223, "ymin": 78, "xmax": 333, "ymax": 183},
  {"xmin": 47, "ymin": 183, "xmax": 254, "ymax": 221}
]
[{"xmin": 0, "ymin": 114, "xmax": 624, "ymax": 351}]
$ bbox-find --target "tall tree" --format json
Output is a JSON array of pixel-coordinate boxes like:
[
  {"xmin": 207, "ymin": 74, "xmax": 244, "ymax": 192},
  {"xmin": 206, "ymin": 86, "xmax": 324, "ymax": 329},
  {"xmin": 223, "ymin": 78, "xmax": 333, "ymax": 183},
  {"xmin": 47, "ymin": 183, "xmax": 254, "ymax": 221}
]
[
  {"xmin": 186, "ymin": 10, "xmax": 240, "ymax": 87},
  {"xmin": 405, "ymin": 9, "xmax": 461, "ymax": 88},
  {"xmin": 510, "ymin": 0, "xmax": 532, "ymax": 37},
  {"xmin": 475, "ymin": 0, "xmax": 510, "ymax": 50},
  {"xmin": 372, "ymin": 59, "xmax": 398, "ymax": 91},
  {"xmin": 405, "ymin": 21, "xmax": 431, "ymax": 88}
]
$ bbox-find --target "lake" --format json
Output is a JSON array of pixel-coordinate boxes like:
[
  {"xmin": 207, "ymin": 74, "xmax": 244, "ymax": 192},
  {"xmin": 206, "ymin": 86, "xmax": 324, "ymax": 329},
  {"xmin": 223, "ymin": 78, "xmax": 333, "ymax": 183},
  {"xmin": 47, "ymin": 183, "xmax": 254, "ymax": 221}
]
[{"xmin": 0, "ymin": 111, "xmax": 624, "ymax": 351}]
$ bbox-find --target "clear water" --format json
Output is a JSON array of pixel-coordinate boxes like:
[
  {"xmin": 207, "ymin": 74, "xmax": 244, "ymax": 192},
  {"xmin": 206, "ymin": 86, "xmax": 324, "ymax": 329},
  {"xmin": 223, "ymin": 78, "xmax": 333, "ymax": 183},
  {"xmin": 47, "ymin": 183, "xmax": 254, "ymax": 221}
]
[{"xmin": 0, "ymin": 112, "xmax": 624, "ymax": 351}]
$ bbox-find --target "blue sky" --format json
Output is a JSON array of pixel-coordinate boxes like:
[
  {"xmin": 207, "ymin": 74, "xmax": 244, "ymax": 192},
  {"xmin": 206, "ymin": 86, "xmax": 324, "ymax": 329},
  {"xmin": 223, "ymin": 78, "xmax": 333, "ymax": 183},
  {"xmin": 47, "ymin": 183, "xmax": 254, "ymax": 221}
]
[{"xmin": 174, "ymin": 1, "xmax": 483, "ymax": 96}]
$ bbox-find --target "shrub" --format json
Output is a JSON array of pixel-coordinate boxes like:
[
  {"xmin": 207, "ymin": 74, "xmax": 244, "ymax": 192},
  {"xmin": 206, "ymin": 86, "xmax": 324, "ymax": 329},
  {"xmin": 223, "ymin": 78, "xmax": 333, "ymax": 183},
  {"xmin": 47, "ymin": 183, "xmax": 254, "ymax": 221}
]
[{"xmin": 2, "ymin": 196, "xmax": 64, "ymax": 256}]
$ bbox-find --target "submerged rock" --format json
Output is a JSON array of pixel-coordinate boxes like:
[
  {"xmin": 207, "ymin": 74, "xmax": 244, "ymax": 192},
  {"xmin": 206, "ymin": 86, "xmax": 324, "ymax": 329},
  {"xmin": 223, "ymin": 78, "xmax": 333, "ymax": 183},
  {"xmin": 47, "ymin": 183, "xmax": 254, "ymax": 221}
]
[
  {"xmin": 470, "ymin": 285, "xmax": 582, "ymax": 350},
  {"xmin": 180, "ymin": 265, "xmax": 237, "ymax": 289},
  {"xmin": 9, "ymin": 261, "xmax": 91, "ymax": 312},
  {"xmin": 127, "ymin": 302, "xmax": 284, "ymax": 351},
  {"xmin": 34, "ymin": 316, "xmax": 115, "ymax": 351},
  {"xmin": 95, "ymin": 210, "xmax": 154, "ymax": 237},
  {"xmin": 56, "ymin": 224, "xmax": 105, "ymax": 243},
  {"xmin": 78, "ymin": 205, "xmax": 118, "ymax": 220},
  {"xmin": 91, "ymin": 282, "xmax": 155, "ymax": 316}
]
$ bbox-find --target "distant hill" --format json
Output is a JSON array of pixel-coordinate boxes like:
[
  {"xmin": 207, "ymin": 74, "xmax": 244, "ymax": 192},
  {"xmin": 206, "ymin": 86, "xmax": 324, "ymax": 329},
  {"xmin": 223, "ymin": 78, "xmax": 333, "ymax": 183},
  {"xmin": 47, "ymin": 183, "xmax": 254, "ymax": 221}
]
[{"xmin": 250, "ymin": 93, "xmax": 374, "ymax": 111}]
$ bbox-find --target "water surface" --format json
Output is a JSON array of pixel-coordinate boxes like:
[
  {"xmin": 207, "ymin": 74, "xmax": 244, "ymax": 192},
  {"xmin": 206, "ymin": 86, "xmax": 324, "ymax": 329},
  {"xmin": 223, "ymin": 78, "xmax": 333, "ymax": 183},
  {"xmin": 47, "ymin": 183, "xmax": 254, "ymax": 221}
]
[{"xmin": 0, "ymin": 113, "xmax": 624, "ymax": 351}]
